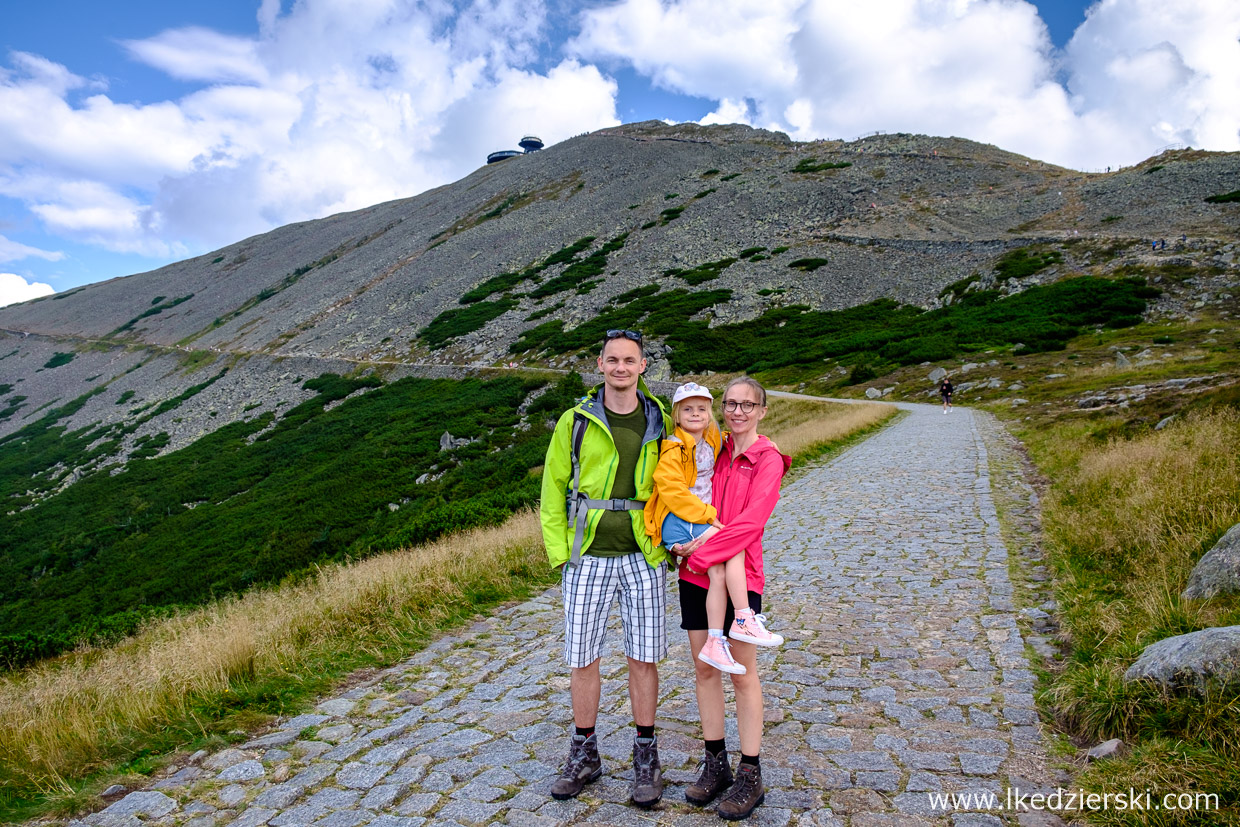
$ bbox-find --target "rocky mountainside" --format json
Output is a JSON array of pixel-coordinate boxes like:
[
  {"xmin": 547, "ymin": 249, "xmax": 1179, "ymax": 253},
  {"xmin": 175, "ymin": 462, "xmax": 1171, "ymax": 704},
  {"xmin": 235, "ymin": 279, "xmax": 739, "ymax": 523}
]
[{"xmin": 1, "ymin": 121, "xmax": 1238, "ymax": 463}]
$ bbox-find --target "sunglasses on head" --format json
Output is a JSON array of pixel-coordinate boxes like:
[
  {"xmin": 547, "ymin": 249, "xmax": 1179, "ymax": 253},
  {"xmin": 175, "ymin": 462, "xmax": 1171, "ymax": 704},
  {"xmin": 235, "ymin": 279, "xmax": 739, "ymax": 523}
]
[{"xmin": 604, "ymin": 329, "xmax": 643, "ymax": 345}]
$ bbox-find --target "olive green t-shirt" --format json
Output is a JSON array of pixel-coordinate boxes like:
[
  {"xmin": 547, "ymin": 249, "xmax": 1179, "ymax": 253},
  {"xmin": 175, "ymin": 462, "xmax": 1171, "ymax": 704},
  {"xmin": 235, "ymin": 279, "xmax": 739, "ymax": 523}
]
[{"xmin": 586, "ymin": 404, "xmax": 647, "ymax": 558}]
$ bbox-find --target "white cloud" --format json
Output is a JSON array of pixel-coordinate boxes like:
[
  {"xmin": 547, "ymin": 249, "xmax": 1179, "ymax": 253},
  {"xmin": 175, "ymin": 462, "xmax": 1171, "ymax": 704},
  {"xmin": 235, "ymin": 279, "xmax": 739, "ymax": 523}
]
[
  {"xmin": 123, "ymin": 27, "xmax": 268, "ymax": 84},
  {"xmin": 0, "ymin": 234, "xmax": 64, "ymax": 264},
  {"xmin": 572, "ymin": 0, "xmax": 1240, "ymax": 169},
  {"xmin": 0, "ymin": 272, "xmax": 55, "ymax": 307},
  {"xmin": 0, "ymin": 0, "xmax": 619, "ymax": 258}
]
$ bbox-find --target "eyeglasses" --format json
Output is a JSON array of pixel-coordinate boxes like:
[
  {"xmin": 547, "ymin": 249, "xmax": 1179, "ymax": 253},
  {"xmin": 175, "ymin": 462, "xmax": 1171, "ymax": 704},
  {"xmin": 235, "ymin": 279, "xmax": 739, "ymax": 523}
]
[
  {"xmin": 722, "ymin": 400, "xmax": 760, "ymax": 413},
  {"xmin": 604, "ymin": 329, "xmax": 643, "ymax": 345}
]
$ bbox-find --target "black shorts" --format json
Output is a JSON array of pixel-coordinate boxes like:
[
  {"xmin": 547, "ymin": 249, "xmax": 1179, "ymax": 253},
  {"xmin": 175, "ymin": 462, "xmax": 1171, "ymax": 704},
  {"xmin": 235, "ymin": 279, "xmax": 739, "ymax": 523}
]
[{"xmin": 679, "ymin": 579, "xmax": 762, "ymax": 635}]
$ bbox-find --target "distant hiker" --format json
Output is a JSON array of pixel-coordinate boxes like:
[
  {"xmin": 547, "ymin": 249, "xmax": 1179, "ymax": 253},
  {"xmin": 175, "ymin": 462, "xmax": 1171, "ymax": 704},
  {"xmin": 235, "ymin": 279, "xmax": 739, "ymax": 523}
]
[
  {"xmin": 940, "ymin": 377, "xmax": 954, "ymax": 413},
  {"xmin": 540, "ymin": 329, "xmax": 672, "ymax": 808},
  {"xmin": 1159, "ymin": 239, "xmax": 1167, "ymax": 250},
  {"xmin": 669, "ymin": 377, "xmax": 791, "ymax": 820},
  {"xmin": 1152, "ymin": 240, "xmax": 1158, "ymax": 251},
  {"xmin": 645, "ymin": 384, "xmax": 783, "ymax": 679}
]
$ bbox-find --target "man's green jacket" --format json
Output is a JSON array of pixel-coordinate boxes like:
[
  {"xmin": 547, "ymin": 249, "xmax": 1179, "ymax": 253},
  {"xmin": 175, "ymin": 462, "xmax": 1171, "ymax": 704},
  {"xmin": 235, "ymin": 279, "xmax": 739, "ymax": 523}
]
[{"xmin": 540, "ymin": 377, "xmax": 671, "ymax": 569}]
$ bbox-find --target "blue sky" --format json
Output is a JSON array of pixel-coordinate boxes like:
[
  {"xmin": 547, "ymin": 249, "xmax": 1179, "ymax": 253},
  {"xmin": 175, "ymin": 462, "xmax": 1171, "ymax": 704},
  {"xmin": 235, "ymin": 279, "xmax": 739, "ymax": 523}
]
[{"xmin": 1, "ymin": 0, "xmax": 1237, "ymax": 306}]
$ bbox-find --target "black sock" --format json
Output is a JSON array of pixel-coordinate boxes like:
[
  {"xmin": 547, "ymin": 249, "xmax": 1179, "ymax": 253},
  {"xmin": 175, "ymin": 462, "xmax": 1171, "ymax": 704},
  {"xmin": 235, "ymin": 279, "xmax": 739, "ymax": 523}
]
[
  {"xmin": 636, "ymin": 724, "xmax": 655, "ymax": 740},
  {"xmin": 740, "ymin": 753, "xmax": 760, "ymax": 767},
  {"xmin": 705, "ymin": 738, "xmax": 726, "ymax": 756},
  {"xmin": 576, "ymin": 726, "xmax": 595, "ymax": 739}
]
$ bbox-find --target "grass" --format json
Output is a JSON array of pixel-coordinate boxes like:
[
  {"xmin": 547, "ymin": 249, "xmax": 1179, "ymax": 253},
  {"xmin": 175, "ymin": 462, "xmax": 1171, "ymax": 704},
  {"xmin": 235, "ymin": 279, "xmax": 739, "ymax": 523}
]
[
  {"xmin": 1013, "ymin": 406, "xmax": 1240, "ymax": 825},
  {"xmin": 761, "ymin": 399, "xmax": 895, "ymax": 470},
  {"xmin": 0, "ymin": 393, "xmax": 881, "ymax": 822},
  {"xmin": 0, "ymin": 513, "xmax": 555, "ymax": 820}
]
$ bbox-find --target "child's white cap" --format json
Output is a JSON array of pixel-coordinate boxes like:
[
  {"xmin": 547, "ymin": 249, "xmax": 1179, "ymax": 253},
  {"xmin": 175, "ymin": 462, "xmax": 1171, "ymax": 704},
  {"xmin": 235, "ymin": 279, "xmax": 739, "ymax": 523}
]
[{"xmin": 673, "ymin": 382, "xmax": 713, "ymax": 404}]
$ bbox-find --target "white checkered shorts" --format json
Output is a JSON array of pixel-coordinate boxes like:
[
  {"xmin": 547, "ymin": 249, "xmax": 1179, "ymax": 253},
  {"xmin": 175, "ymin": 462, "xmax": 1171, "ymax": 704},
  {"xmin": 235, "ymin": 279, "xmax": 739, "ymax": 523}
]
[{"xmin": 561, "ymin": 552, "xmax": 668, "ymax": 668}]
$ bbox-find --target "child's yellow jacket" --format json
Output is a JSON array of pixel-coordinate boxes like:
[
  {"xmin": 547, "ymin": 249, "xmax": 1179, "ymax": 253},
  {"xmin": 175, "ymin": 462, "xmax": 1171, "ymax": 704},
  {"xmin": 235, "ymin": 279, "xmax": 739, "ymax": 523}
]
[{"xmin": 642, "ymin": 420, "xmax": 723, "ymax": 548}]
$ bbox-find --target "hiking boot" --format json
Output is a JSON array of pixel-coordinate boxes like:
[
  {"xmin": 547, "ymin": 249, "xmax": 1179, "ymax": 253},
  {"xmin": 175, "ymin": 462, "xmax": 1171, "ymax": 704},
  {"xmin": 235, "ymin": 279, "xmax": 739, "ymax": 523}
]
[
  {"xmin": 717, "ymin": 762, "xmax": 764, "ymax": 820},
  {"xmin": 550, "ymin": 733, "xmax": 602, "ymax": 800},
  {"xmin": 699, "ymin": 635, "xmax": 746, "ymax": 674},
  {"xmin": 630, "ymin": 735, "xmax": 663, "ymax": 808},
  {"xmin": 729, "ymin": 612, "xmax": 784, "ymax": 647},
  {"xmin": 685, "ymin": 749, "xmax": 733, "ymax": 805}
]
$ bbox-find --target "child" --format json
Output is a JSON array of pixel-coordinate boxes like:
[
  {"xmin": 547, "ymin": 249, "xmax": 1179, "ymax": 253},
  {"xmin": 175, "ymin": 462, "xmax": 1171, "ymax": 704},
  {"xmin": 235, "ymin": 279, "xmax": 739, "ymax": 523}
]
[{"xmin": 644, "ymin": 383, "xmax": 783, "ymax": 675}]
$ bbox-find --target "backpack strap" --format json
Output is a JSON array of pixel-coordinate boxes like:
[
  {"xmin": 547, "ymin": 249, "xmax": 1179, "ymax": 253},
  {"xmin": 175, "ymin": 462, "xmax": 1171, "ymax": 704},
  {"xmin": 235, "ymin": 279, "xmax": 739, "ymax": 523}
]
[{"xmin": 565, "ymin": 411, "xmax": 646, "ymax": 566}]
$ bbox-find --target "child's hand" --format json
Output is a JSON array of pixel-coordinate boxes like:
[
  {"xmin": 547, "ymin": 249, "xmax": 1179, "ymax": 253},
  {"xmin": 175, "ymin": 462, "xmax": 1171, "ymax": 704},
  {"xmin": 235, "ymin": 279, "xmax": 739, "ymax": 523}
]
[{"xmin": 709, "ymin": 518, "xmax": 725, "ymax": 529}]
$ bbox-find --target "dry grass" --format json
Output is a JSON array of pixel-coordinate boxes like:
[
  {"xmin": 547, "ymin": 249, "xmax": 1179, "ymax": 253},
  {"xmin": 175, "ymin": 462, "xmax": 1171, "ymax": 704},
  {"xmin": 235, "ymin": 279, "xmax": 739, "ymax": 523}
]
[
  {"xmin": 1030, "ymin": 407, "xmax": 1240, "ymax": 824},
  {"xmin": 1046, "ymin": 407, "xmax": 1240, "ymax": 608},
  {"xmin": 761, "ymin": 399, "xmax": 893, "ymax": 459},
  {"xmin": 0, "ymin": 394, "xmax": 887, "ymax": 816},
  {"xmin": 0, "ymin": 512, "xmax": 545, "ymax": 804}
]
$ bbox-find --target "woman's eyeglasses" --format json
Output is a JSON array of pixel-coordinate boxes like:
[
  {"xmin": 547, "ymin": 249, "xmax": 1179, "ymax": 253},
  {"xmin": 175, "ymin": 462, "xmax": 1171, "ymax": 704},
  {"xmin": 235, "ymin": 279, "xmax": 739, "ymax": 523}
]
[{"xmin": 722, "ymin": 400, "xmax": 759, "ymax": 413}]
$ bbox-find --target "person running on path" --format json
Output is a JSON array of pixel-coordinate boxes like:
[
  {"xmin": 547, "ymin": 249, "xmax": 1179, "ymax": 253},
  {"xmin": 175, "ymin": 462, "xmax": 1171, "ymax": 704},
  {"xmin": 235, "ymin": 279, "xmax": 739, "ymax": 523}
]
[
  {"xmin": 645, "ymin": 383, "xmax": 783, "ymax": 679},
  {"xmin": 539, "ymin": 329, "xmax": 672, "ymax": 808},
  {"xmin": 940, "ymin": 376, "xmax": 954, "ymax": 413},
  {"xmin": 671, "ymin": 377, "xmax": 791, "ymax": 820}
]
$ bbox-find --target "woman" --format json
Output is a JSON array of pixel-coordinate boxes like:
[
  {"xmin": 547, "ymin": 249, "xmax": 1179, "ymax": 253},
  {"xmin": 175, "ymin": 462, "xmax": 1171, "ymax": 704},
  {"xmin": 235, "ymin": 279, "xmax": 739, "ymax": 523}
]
[{"xmin": 670, "ymin": 376, "xmax": 791, "ymax": 820}]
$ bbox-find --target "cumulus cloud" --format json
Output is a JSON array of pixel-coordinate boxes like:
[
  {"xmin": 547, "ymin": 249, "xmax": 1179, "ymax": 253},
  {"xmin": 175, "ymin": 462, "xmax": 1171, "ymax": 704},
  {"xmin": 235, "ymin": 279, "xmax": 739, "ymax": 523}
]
[
  {"xmin": 0, "ymin": 234, "xmax": 64, "ymax": 264},
  {"xmin": 0, "ymin": 272, "xmax": 55, "ymax": 307},
  {"xmin": 0, "ymin": 0, "xmax": 620, "ymax": 257},
  {"xmin": 571, "ymin": 0, "xmax": 1240, "ymax": 169}
]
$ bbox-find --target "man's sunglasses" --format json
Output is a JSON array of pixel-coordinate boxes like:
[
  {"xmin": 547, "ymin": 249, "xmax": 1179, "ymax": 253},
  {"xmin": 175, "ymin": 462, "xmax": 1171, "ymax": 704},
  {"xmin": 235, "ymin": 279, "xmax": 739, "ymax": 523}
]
[{"xmin": 604, "ymin": 329, "xmax": 643, "ymax": 345}]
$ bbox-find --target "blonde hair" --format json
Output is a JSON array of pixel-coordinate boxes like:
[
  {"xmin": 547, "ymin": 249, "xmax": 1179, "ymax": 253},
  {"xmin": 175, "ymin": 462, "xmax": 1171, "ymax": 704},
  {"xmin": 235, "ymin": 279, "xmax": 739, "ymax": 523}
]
[
  {"xmin": 672, "ymin": 396, "xmax": 717, "ymax": 432},
  {"xmin": 724, "ymin": 376, "xmax": 767, "ymax": 407}
]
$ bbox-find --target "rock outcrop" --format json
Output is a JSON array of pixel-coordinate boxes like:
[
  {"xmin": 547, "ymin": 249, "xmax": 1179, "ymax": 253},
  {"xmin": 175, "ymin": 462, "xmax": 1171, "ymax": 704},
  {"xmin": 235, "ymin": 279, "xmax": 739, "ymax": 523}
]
[
  {"xmin": 1124, "ymin": 626, "xmax": 1240, "ymax": 691},
  {"xmin": 1183, "ymin": 524, "xmax": 1240, "ymax": 600}
]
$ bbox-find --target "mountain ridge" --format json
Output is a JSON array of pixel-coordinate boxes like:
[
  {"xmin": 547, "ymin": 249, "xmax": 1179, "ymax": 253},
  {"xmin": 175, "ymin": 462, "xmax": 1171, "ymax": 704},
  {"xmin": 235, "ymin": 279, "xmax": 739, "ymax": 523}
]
[{"xmin": 1, "ymin": 120, "xmax": 1237, "ymax": 461}]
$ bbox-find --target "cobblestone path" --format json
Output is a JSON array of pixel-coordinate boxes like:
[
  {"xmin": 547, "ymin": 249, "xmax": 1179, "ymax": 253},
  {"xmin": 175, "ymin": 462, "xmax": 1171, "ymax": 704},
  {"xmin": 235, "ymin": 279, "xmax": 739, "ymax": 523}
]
[{"xmin": 81, "ymin": 405, "xmax": 1063, "ymax": 827}]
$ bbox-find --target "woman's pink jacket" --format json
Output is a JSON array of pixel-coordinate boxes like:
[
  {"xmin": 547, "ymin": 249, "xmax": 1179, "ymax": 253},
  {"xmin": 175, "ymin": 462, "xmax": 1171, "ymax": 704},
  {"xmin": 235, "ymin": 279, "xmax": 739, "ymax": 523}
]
[{"xmin": 680, "ymin": 433, "xmax": 791, "ymax": 595}]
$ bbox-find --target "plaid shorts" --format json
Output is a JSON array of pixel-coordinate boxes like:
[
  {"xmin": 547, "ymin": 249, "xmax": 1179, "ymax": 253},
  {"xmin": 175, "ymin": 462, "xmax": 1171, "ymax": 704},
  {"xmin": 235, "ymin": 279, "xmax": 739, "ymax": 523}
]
[{"xmin": 561, "ymin": 552, "xmax": 668, "ymax": 668}]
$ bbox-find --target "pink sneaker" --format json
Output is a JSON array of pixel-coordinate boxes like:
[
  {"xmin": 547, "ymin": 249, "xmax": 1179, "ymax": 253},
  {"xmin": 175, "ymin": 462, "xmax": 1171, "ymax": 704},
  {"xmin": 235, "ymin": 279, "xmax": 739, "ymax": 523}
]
[
  {"xmin": 698, "ymin": 635, "xmax": 746, "ymax": 674},
  {"xmin": 729, "ymin": 612, "xmax": 784, "ymax": 647}
]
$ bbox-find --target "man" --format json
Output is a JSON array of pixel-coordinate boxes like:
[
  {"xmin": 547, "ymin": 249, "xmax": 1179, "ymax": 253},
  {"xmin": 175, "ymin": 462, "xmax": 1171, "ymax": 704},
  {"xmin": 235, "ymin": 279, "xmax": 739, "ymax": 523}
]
[{"xmin": 539, "ymin": 329, "xmax": 672, "ymax": 807}]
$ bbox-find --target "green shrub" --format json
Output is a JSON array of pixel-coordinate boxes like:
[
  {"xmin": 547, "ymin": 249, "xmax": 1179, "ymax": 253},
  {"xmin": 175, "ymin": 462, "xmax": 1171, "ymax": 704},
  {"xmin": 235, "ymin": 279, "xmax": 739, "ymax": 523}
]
[
  {"xmin": 664, "ymin": 258, "xmax": 737, "ymax": 286},
  {"xmin": 788, "ymin": 258, "xmax": 829, "ymax": 272},
  {"xmin": 1205, "ymin": 190, "xmax": 1240, "ymax": 204},
  {"xmin": 660, "ymin": 206, "xmax": 685, "ymax": 223},
  {"xmin": 459, "ymin": 270, "xmax": 537, "ymax": 304},
  {"xmin": 739, "ymin": 247, "xmax": 767, "ymax": 259},
  {"xmin": 43, "ymin": 352, "xmax": 75, "ymax": 369},
  {"xmin": 790, "ymin": 158, "xmax": 852, "ymax": 173},
  {"xmin": 420, "ymin": 299, "xmax": 518, "ymax": 349},
  {"xmin": 720, "ymin": 172, "xmax": 740, "ymax": 181},
  {"xmin": 849, "ymin": 364, "xmax": 877, "ymax": 384},
  {"xmin": 693, "ymin": 188, "xmax": 716, "ymax": 199},
  {"xmin": 994, "ymin": 247, "xmax": 1062, "ymax": 281},
  {"xmin": 0, "ymin": 373, "xmax": 585, "ymax": 662}
]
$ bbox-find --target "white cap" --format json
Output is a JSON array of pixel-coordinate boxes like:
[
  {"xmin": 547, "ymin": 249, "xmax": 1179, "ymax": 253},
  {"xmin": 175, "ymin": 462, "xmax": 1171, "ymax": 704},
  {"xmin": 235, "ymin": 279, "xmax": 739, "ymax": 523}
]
[{"xmin": 672, "ymin": 382, "xmax": 713, "ymax": 404}]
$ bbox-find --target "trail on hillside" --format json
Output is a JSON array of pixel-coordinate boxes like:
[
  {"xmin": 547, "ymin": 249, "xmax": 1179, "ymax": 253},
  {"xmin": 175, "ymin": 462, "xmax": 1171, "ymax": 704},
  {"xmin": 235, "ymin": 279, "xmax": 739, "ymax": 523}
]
[{"xmin": 76, "ymin": 404, "xmax": 1065, "ymax": 827}]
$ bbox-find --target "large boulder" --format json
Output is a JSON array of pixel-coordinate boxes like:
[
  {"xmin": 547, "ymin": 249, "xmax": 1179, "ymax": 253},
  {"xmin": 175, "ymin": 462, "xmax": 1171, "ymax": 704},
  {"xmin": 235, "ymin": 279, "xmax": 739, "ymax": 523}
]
[
  {"xmin": 928, "ymin": 367, "xmax": 947, "ymax": 383},
  {"xmin": 1123, "ymin": 626, "xmax": 1240, "ymax": 691},
  {"xmin": 1183, "ymin": 524, "xmax": 1240, "ymax": 600}
]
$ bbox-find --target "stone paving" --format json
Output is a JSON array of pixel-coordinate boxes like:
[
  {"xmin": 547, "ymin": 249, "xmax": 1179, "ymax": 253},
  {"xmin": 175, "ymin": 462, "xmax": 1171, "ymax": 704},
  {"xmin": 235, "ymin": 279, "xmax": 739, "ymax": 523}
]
[{"xmin": 78, "ymin": 404, "xmax": 1066, "ymax": 827}]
